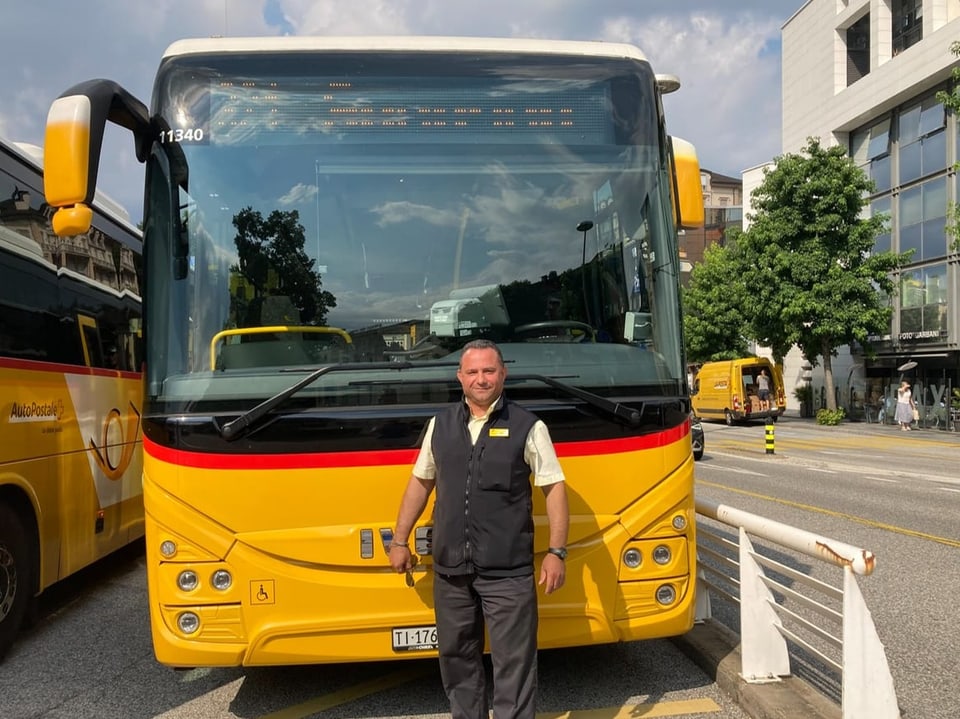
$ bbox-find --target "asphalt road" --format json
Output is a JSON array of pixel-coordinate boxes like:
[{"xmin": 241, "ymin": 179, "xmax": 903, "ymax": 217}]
[
  {"xmin": 4, "ymin": 415, "xmax": 954, "ymax": 719},
  {"xmin": 695, "ymin": 415, "xmax": 960, "ymax": 719},
  {"xmin": 1, "ymin": 546, "xmax": 748, "ymax": 718}
]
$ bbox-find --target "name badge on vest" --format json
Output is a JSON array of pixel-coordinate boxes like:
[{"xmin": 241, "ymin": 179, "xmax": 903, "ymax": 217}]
[{"xmin": 489, "ymin": 428, "xmax": 509, "ymax": 437}]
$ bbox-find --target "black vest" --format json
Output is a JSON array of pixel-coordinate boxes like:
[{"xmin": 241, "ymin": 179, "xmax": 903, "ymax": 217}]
[{"xmin": 430, "ymin": 396, "xmax": 539, "ymax": 577}]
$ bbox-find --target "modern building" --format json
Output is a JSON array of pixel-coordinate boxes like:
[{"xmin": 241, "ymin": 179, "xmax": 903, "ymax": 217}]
[
  {"xmin": 749, "ymin": 0, "xmax": 960, "ymax": 425},
  {"xmin": 679, "ymin": 170, "xmax": 742, "ymax": 285}
]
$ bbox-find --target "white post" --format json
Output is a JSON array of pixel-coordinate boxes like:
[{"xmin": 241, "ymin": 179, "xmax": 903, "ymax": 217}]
[
  {"xmin": 694, "ymin": 563, "xmax": 712, "ymax": 622},
  {"xmin": 842, "ymin": 567, "xmax": 901, "ymax": 718},
  {"xmin": 739, "ymin": 529, "xmax": 791, "ymax": 682}
]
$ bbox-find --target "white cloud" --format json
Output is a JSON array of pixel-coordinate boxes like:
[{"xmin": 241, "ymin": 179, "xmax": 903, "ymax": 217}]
[
  {"xmin": 279, "ymin": 182, "xmax": 319, "ymax": 206},
  {"xmin": 0, "ymin": 1, "xmax": 799, "ymax": 219},
  {"xmin": 599, "ymin": 11, "xmax": 784, "ymax": 174},
  {"xmin": 372, "ymin": 201, "xmax": 461, "ymax": 228},
  {"xmin": 276, "ymin": 0, "xmax": 414, "ymax": 35}
]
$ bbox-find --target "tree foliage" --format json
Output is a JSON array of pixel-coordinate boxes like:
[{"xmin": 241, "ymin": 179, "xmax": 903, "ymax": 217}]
[
  {"xmin": 735, "ymin": 138, "xmax": 907, "ymax": 410},
  {"xmin": 232, "ymin": 207, "xmax": 336, "ymax": 326},
  {"xmin": 682, "ymin": 241, "xmax": 749, "ymax": 362},
  {"xmin": 935, "ymin": 41, "xmax": 960, "ymax": 114}
]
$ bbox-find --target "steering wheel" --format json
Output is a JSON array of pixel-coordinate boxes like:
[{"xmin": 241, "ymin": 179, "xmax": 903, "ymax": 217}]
[{"xmin": 514, "ymin": 321, "xmax": 596, "ymax": 342}]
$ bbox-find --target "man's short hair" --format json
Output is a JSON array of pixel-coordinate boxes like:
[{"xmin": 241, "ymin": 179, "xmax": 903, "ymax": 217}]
[{"xmin": 461, "ymin": 339, "xmax": 503, "ymax": 366}]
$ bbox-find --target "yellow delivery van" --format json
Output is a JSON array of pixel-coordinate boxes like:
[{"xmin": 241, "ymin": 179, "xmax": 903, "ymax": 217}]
[{"xmin": 691, "ymin": 357, "xmax": 786, "ymax": 425}]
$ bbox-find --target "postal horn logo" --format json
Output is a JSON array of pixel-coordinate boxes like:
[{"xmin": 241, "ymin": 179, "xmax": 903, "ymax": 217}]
[{"xmin": 89, "ymin": 402, "xmax": 142, "ymax": 481}]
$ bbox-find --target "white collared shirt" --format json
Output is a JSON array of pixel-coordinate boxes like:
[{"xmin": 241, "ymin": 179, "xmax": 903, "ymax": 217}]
[{"xmin": 412, "ymin": 399, "xmax": 565, "ymax": 487}]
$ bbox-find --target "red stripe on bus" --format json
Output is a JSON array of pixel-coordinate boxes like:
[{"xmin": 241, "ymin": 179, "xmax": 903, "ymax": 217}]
[
  {"xmin": 554, "ymin": 421, "xmax": 688, "ymax": 456},
  {"xmin": 143, "ymin": 421, "xmax": 689, "ymax": 470},
  {"xmin": 0, "ymin": 356, "xmax": 141, "ymax": 379}
]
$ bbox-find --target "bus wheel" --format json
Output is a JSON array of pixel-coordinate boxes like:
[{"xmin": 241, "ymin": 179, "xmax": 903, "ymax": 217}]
[
  {"xmin": 0, "ymin": 503, "xmax": 33, "ymax": 663},
  {"xmin": 724, "ymin": 410, "xmax": 734, "ymax": 426}
]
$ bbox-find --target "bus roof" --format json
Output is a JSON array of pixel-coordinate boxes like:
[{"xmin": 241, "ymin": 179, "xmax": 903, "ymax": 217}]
[
  {"xmin": 163, "ymin": 36, "xmax": 650, "ymax": 63},
  {"xmin": 0, "ymin": 136, "xmax": 139, "ymax": 233}
]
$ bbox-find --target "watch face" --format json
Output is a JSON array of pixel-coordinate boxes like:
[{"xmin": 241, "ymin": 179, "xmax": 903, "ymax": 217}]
[{"xmin": 550, "ymin": 547, "xmax": 567, "ymax": 560}]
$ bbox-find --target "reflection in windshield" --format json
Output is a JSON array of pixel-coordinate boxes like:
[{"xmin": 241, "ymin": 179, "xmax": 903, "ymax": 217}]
[{"xmin": 145, "ymin": 52, "xmax": 684, "ymax": 408}]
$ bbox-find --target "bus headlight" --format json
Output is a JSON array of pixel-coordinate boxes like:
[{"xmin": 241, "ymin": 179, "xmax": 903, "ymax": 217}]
[
  {"xmin": 160, "ymin": 540, "xmax": 177, "ymax": 558},
  {"xmin": 622, "ymin": 548, "xmax": 642, "ymax": 568},
  {"xmin": 656, "ymin": 584, "xmax": 676, "ymax": 605},
  {"xmin": 211, "ymin": 570, "xmax": 233, "ymax": 591},
  {"xmin": 652, "ymin": 545, "xmax": 671, "ymax": 565},
  {"xmin": 672, "ymin": 514, "xmax": 687, "ymax": 531},
  {"xmin": 177, "ymin": 611, "xmax": 200, "ymax": 634},
  {"xmin": 177, "ymin": 570, "xmax": 199, "ymax": 591}
]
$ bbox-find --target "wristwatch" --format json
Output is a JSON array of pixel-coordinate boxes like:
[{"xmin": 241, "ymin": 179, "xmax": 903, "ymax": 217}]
[{"xmin": 547, "ymin": 547, "xmax": 568, "ymax": 560}]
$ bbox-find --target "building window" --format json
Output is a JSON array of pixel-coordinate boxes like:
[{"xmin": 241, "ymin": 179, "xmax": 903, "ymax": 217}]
[
  {"xmin": 846, "ymin": 14, "xmax": 870, "ymax": 86},
  {"xmin": 892, "ymin": 0, "xmax": 922, "ymax": 55},
  {"xmin": 899, "ymin": 263, "xmax": 948, "ymax": 340},
  {"xmin": 898, "ymin": 178, "xmax": 947, "ymax": 262},
  {"xmin": 898, "ymin": 97, "xmax": 946, "ymax": 184},
  {"xmin": 852, "ymin": 118, "xmax": 891, "ymax": 193},
  {"xmin": 869, "ymin": 196, "xmax": 891, "ymax": 254}
]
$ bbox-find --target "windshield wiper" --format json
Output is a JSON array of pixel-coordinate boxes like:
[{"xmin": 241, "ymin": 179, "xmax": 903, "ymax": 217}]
[
  {"xmin": 508, "ymin": 374, "xmax": 642, "ymax": 427},
  {"xmin": 219, "ymin": 361, "xmax": 455, "ymax": 440}
]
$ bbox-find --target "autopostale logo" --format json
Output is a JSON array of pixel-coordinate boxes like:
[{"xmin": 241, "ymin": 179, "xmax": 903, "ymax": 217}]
[{"xmin": 8, "ymin": 398, "xmax": 66, "ymax": 423}]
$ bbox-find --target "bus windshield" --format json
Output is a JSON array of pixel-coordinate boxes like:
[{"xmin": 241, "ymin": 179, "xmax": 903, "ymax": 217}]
[{"xmin": 146, "ymin": 51, "xmax": 683, "ymax": 412}]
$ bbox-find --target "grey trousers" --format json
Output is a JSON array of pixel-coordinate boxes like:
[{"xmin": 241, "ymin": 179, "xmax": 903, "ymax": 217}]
[{"xmin": 433, "ymin": 572, "xmax": 538, "ymax": 719}]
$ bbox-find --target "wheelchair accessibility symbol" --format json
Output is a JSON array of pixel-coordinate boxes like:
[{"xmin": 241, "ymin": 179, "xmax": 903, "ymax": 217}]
[{"xmin": 250, "ymin": 579, "xmax": 275, "ymax": 605}]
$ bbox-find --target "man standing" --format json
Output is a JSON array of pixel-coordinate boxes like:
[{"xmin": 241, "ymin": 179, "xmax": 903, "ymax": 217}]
[
  {"xmin": 389, "ymin": 338, "xmax": 568, "ymax": 719},
  {"xmin": 757, "ymin": 368, "xmax": 772, "ymax": 412}
]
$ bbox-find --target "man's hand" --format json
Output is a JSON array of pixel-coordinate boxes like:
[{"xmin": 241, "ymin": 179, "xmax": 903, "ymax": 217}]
[
  {"xmin": 538, "ymin": 553, "xmax": 565, "ymax": 594},
  {"xmin": 389, "ymin": 545, "xmax": 414, "ymax": 573}
]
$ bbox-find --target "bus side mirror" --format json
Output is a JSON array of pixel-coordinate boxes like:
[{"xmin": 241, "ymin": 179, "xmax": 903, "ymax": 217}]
[{"xmin": 669, "ymin": 136, "xmax": 704, "ymax": 230}]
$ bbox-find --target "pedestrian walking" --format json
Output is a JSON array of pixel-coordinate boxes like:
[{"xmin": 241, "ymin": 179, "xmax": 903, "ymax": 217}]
[{"xmin": 389, "ymin": 338, "xmax": 569, "ymax": 719}]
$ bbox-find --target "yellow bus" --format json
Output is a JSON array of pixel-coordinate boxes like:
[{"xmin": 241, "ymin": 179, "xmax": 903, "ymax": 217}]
[
  {"xmin": 43, "ymin": 37, "xmax": 704, "ymax": 668},
  {"xmin": 0, "ymin": 137, "xmax": 143, "ymax": 661}
]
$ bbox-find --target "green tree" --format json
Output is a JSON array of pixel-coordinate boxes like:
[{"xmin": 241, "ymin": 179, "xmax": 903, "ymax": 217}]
[
  {"xmin": 935, "ymin": 41, "xmax": 960, "ymax": 113},
  {"xmin": 682, "ymin": 240, "xmax": 749, "ymax": 362},
  {"xmin": 232, "ymin": 207, "xmax": 336, "ymax": 325},
  {"xmin": 737, "ymin": 138, "xmax": 906, "ymax": 411},
  {"xmin": 935, "ymin": 41, "xmax": 960, "ymax": 253}
]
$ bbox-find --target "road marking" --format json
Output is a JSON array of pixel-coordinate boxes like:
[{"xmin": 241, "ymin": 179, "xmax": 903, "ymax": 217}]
[
  {"xmin": 711, "ymin": 433, "xmax": 959, "ymax": 451},
  {"xmin": 804, "ymin": 467, "xmax": 837, "ymax": 474},
  {"xmin": 698, "ymin": 479, "xmax": 960, "ymax": 549},
  {"xmin": 865, "ymin": 476, "xmax": 899, "ymax": 483},
  {"xmin": 696, "ymin": 465, "xmax": 768, "ymax": 477},
  {"xmin": 540, "ymin": 698, "xmax": 721, "ymax": 717},
  {"xmin": 252, "ymin": 665, "xmax": 721, "ymax": 719},
  {"xmin": 704, "ymin": 447, "xmax": 960, "ymax": 485},
  {"xmin": 257, "ymin": 664, "xmax": 433, "ymax": 719},
  {"xmin": 939, "ymin": 487, "xmax": 960, "ymax": 493}
]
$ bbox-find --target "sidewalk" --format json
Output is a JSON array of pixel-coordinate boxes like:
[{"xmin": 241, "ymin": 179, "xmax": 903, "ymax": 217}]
[
  {"xmin": 672, "ymin": 621, "xmax": 841, "ymax": 719},
  {"xmin": 773, "ymin": 410, "xmax": 960, "ymax": 443}
]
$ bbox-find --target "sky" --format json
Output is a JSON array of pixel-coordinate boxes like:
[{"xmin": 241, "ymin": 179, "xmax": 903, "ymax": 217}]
[{"xmin": 0, "ymin": 0, "xmax": 805, "ymax": 224}]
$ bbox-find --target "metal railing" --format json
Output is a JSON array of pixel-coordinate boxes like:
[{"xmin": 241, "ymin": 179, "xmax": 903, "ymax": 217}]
[{"xmin": 695, "ymin": 497, "xmax": 900, "ymax": 719}]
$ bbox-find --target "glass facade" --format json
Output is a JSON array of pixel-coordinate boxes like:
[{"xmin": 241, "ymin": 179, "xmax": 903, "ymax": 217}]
[{"xmin": 849, "ymin": 85, "xmax": 958, "ymax": 428}]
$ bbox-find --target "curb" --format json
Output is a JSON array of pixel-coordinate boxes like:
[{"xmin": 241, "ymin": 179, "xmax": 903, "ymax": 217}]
[
  {"xmin": 772, "ymin": 414, "xmax": 960, "ymax": 442},
  {"xmin": 671, "ymin": 621, "xmax": 840, "ymax": 719}
]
